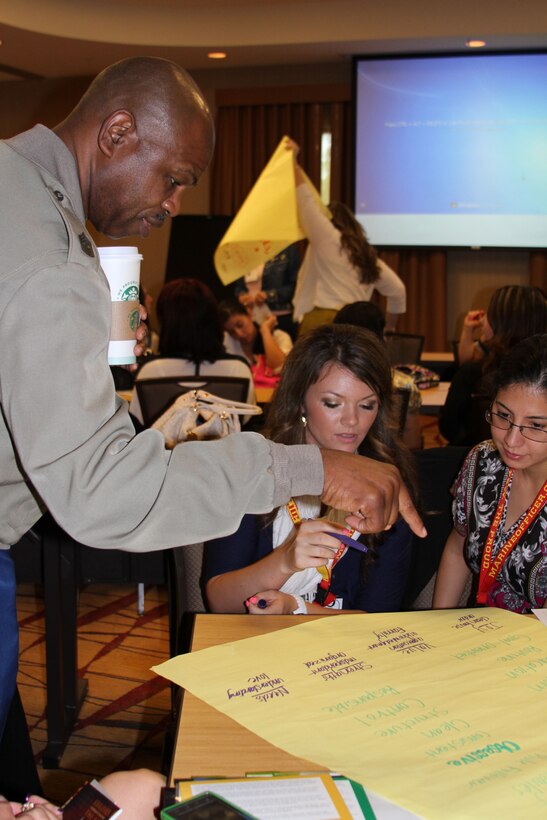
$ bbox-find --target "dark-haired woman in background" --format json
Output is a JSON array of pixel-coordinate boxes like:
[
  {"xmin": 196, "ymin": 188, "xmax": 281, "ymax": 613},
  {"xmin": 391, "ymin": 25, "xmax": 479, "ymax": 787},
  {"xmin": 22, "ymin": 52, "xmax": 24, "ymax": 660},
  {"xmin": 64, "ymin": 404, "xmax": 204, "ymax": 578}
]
[
  {"xmin": 433, "ymin": 334, "xmax": 547, "ymax": 612},
  {"xmin": 285, "ymin": 138, "xmax": 406, "ymax": 336},
  {"xmin": 439, "ymin": 285, "xmax": 547, "ymax": 446},
  {"xmin": 130, "ymin": 278, "xmax": 255, "ymax": 424}
]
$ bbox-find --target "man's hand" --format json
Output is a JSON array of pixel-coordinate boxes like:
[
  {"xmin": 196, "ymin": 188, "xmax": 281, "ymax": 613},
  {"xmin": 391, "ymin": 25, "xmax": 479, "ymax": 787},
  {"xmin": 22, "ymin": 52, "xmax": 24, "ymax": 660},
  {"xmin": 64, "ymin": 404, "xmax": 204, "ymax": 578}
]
[
  {"xmin": 122, "ymin": 303, "xmax": 149, "ymax": 374},
  {"xmin": 133, "ymin": 302, "xmax": 148, "ymax": 359},
  {"xmin": 320, "ymin": 449, "xmax": 426, "ymax": 537}
]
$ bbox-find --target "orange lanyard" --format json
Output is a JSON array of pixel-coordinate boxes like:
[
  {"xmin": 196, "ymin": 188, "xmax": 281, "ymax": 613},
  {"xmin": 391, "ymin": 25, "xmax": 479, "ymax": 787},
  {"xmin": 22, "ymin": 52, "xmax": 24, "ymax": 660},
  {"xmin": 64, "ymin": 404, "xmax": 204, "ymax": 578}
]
[
  {"xmin": 286, "ymin": 498, "xmax": 354, "ymax": 606},
  {"xmin": 476, "ymin": 470, "xmax": 547, "ymax": 604}
]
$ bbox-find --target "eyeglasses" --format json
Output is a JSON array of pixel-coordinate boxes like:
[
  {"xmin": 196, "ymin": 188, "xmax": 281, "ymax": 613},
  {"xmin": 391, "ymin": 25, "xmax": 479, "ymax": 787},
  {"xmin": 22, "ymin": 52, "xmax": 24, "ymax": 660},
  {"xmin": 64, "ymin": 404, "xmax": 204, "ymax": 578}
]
[{"xmin": 485, "ymin": 408, "xmax": 547, "ymax": 443}]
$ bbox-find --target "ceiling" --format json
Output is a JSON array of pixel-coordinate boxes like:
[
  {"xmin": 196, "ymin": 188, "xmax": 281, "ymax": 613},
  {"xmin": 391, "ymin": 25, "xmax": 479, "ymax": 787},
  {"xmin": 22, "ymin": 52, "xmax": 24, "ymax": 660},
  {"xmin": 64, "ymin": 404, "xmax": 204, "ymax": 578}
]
[{"xmin": 1, "ymin": 0, "xmax": 547, "ymax": 82}]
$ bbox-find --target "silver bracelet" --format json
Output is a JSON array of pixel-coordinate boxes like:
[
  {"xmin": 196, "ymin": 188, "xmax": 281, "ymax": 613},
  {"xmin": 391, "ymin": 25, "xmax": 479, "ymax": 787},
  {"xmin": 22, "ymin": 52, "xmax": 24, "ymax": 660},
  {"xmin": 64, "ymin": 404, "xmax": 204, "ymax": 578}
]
[{"xmin": 291, "ymin": 594, "xmax": 307, "ymax": 615}]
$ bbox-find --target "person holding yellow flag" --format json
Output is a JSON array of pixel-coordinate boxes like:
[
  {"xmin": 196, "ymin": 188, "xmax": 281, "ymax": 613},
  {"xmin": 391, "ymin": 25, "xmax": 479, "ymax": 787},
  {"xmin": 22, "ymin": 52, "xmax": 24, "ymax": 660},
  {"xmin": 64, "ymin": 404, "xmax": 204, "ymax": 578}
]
[{"xmin": 286, "ymin": 139, "xmax": 406, "ymax": 336}]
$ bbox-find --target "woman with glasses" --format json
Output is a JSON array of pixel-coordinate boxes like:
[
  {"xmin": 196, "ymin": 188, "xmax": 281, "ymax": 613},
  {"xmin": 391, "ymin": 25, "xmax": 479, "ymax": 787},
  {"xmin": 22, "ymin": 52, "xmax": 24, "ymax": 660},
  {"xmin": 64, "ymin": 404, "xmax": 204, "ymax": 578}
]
[{"xmin": 433, "ymin": 334, "xmax": 547, "ymax": 612}]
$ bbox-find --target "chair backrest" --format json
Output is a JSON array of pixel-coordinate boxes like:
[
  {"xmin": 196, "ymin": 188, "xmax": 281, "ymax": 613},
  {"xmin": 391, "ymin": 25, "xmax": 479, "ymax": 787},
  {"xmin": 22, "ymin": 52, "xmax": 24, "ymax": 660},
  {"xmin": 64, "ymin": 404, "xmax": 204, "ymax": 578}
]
[
  {"xmin": 135, "ymin": 375, "xmax": 250, "ymax": 427},
  {"xmin": 468, "ymin": 393, "xmax": 492, "ymax": 446},
  {"xmin": 402, "ymin": 445, "xmax": 471, "ymax": 610},
  {"xmin": 393, "ymin": 387, "xmax": 411, "ymax": 436},
  {"xmin": 385, "ymin": 332, "xmax": 425, "ymax": 366}
]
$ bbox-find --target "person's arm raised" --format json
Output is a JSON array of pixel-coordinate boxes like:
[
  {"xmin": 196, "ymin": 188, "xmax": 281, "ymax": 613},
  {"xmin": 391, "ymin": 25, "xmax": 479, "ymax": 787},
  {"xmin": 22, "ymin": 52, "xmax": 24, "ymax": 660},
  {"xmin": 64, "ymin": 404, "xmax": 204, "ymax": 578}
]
[
  {"xmin": 259, "ymin": 314, "xmax": 288, "ymax": 372},
  {"xmin": 458, "ymin": 309, "xmax": 486, "ymax": 364},
  {"xmin": 319, "ymin": 449, "xmax": 426, "ymax": 538},
  {"xmin": 284, "ymin": 136, "xmax": 308, "ymax": 186}
]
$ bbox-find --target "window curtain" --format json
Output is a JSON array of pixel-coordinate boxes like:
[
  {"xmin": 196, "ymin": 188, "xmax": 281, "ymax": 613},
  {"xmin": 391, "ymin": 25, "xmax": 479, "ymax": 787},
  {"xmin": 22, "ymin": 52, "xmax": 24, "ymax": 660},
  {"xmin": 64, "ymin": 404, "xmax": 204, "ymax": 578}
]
[
  {"xmin": 211, "ymin": 86, "xmax": 448, "ymax": 348},
  {"xmin": 211, "ymin": 85, "xmax": 352, "ymax": 214},
  {"xmin": 530, "ymin": 251, "xmax": 547, "ymax": 293},
  {"xmin": 376, "ymin": 251, "xmax": 447, "ymax": 351}
]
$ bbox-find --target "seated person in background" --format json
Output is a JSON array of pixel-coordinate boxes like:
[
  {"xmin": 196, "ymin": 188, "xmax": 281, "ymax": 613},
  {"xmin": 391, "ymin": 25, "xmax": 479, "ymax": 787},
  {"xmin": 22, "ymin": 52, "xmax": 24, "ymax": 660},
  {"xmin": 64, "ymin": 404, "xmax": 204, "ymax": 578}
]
[
  {"xmin": 234, "ymin": 244, "xmax": 300, "ymax": 338},
  {"xmin": 130, "ymin": 278, "xmax": 254, "ymax": 424},
  {"xmin": 284, "ymin": 138, "xmax": 406, "ymax": 336},
  {"xmin": 457, "ymin": 308, "xmax": 492, "ymax": 365},
  {"xmin": 220, "ymin": 298, "xmax": 293, "ymax": 384},
  {"xmin": 333, "ymin": 301, "xmax": 423, "ymax": 450},
  {"xmin": 439, "ymin": 285, "xmax": 547, "ymax": 446},
  {"xmin": 203, "ymin": 323, "xmax": 416, "ymax": 615},
  {"xmin": 433, "ymin": 334, "xmax": 547, "ymax": 613}
]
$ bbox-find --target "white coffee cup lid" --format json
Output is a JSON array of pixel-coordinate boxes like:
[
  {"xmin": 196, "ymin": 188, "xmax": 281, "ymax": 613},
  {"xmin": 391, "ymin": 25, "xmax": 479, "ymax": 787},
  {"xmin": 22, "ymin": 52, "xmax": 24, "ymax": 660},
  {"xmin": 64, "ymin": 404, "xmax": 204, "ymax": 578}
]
[{"xmin": 98, "ymin": 246, "xmax": 143, "ymax": 259}]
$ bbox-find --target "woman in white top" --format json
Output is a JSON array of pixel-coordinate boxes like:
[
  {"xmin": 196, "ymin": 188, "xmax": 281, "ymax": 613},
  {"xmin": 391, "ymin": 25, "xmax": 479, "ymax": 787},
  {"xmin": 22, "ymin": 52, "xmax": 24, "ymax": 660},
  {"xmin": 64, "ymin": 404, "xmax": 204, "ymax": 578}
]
[
  {"xmin": 130, "ymin": 278, "xmax": 254, "ymax": 424},
  {"xmin": 287, "ymin": 138, "xmax": 406, "ymax": 336}
]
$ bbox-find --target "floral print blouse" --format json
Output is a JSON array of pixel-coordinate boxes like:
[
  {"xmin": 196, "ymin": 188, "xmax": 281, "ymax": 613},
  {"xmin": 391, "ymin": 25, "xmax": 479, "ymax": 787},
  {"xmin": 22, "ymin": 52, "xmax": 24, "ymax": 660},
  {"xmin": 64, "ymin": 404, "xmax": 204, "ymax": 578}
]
[{"xmin": 453, "ymin": 441, "xmax": 547, "ymax": 612}]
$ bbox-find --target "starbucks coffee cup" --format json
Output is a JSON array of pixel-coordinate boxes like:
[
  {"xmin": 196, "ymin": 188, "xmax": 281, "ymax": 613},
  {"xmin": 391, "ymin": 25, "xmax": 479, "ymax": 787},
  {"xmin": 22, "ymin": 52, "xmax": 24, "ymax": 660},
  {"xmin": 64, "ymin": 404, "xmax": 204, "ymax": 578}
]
[{"xmin": 98, "ymin": 246, "xmax": 143, "ymax": 365}]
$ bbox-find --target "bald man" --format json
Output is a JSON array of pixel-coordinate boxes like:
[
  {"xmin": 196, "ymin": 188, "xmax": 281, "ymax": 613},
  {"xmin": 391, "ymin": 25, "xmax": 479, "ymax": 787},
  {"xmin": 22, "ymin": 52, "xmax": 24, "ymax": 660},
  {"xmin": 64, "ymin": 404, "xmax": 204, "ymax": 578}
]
[{"xmin": 0, "ymin": 58, "xmax": 423, "ymax": 740}]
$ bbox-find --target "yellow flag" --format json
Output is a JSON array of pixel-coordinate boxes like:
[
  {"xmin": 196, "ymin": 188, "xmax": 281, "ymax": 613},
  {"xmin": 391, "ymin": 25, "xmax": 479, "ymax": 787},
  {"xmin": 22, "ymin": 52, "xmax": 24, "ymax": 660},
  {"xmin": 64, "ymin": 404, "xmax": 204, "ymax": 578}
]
[{"xmin": 214, "ymin": 136, "xmax": 328, "ymax": 286}]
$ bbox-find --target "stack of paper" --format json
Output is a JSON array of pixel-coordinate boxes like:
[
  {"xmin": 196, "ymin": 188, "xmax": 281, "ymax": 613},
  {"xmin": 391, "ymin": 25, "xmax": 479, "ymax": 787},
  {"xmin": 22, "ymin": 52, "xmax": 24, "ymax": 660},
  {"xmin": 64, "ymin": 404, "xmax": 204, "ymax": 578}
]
[{"xmin": 172, "ymin": 773, "xmax": 375, "ymax": 819}]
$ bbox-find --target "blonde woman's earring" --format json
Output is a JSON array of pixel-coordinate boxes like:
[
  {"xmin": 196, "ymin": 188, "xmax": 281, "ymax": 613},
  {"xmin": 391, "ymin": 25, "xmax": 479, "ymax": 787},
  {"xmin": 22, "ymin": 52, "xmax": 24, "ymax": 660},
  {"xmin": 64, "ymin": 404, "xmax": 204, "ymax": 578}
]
[{"xmin": 301, "ymin": 415, "xmax": 307, "ymax": 426}]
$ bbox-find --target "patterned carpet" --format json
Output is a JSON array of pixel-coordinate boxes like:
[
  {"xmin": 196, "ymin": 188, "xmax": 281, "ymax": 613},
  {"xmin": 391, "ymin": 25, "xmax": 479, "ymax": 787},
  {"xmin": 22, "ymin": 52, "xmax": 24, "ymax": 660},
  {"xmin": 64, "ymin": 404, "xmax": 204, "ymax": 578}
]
[{"xmin": 16, "ymin": 582, "xmax": 171, "ymax": 805}]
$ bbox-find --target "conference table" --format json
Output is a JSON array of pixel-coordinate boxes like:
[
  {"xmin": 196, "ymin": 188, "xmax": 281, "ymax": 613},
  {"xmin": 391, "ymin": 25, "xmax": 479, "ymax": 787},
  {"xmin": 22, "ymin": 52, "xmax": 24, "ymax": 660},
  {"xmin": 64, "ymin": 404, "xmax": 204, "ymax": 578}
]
[
  {"xmin": 417, "ymin": 381, "xmax": 450, "ymax": 411},
  {"xmin": 170, "ymin": 614, "xmax": 323, "ymax": 782}
]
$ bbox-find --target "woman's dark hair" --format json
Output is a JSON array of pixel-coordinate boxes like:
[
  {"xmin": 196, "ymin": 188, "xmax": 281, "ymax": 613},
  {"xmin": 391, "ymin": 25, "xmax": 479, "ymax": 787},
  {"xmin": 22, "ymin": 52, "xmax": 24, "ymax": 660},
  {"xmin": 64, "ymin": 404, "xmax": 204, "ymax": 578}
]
[
  {"xmin": 483, "ymin": 333, "xmax": 547, "ymax": 399},
  {"xmin": 218, "ymin": 298, "xmax": 248, "ymax": 324},
  {"xmin": 218, "ymin": 298, "xmax": 264, "ymax": 355},
  {"xmin": 483, "ymin": 285, "xmax": 547, "ymax": 375},
  {"xmin": 328, "ymin": 202, "xmax": 380, "ymax": 285},
  {"xmin": 333, "ymin": 301, "xmax": 386, "ymax": 340},
  {"xmin": 156, "ymin": 278, "xmax": 225, "ymax": 364}
]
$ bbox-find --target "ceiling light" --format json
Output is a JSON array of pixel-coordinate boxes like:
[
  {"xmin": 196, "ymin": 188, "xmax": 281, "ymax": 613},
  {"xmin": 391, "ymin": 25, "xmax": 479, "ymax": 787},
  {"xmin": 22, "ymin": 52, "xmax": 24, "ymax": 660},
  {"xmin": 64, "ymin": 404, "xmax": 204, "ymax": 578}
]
[
  {"xmin": 466, "ymin": 39, "xmax": 486, "ymax": 48},
  {"xmin": 208, "ymin": 51, "xmax": 227, "ymax": 60}
]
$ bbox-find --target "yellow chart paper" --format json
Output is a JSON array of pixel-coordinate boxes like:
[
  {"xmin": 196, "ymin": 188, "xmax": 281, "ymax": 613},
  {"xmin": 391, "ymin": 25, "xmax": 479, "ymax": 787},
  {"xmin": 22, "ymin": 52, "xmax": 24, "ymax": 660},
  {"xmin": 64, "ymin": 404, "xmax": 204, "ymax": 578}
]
[
  {"xmin": 153, "ymin": 610, "xmax": 547, "ymax": 819},
  {"xmin": 214, "ymin": 137, "xmax": 328, "ymax": 285}
]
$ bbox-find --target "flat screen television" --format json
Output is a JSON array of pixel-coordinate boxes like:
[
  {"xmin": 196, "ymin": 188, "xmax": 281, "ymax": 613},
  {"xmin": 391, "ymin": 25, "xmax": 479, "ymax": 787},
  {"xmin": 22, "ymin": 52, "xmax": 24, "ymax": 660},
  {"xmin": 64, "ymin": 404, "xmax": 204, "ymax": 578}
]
[{"xmin": 353, "ymin": 51, "xmax": 547, "ymax": 249}]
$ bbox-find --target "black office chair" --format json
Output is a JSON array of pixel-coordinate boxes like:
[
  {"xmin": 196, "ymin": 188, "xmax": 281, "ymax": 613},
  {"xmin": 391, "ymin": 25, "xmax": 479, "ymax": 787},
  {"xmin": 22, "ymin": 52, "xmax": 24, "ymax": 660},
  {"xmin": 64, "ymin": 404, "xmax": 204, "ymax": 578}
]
[
  {"xmin": 402, "ymin": 445, "xmax": 471, "ymax": 610},
  {"xmin": 385, "ymin": 332, "xmax": 425, "ymax": 367},
  {"xmin": 135, "ymin": 375, "xmax": 250, "ymax": 428},
  {"xmin": 393, "ymin": 387, "xmax": 411, "ymax": 436},
  {"xmin": 468, "ymin": 393, "xmax": 492, "ymax": 446}
]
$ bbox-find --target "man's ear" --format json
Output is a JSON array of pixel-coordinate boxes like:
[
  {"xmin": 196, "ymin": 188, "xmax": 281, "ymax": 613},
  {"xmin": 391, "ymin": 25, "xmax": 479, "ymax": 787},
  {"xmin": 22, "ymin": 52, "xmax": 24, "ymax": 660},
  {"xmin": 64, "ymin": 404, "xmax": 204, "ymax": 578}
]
[{"xmin": 98, "ymin": 110, "xmax": 136, "ymax": 157}]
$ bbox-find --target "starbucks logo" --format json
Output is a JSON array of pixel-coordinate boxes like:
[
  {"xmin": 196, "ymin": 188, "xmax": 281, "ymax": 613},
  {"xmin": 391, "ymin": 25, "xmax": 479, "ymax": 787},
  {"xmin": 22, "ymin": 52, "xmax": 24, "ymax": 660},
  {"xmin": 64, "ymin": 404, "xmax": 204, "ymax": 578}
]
[
  {"xmin": 129, "ymin": 308, "xmax": 141, "ymax": 332},
  {"xmin": 121, "ymin": 284, "xmax": 139, "ymax": 301}
]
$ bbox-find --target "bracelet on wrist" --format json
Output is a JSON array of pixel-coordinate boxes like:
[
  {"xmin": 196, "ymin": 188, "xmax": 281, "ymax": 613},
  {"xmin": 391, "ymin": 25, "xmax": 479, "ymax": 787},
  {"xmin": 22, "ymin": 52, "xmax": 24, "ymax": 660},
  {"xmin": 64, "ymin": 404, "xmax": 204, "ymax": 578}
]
[{"xmin": 291, "ymin": 594, "xmax": 308, "ymax": 615}]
